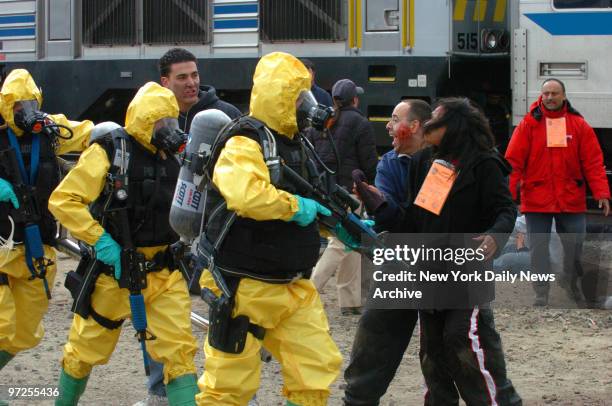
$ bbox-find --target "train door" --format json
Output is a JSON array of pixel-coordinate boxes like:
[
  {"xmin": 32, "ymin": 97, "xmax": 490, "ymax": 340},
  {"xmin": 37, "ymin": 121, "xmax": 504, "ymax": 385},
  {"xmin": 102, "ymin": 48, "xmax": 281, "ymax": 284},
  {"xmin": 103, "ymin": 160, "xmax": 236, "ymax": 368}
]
[{"xmin": 348, "ymin": 0, "xmax": 411, "ymax": 54}]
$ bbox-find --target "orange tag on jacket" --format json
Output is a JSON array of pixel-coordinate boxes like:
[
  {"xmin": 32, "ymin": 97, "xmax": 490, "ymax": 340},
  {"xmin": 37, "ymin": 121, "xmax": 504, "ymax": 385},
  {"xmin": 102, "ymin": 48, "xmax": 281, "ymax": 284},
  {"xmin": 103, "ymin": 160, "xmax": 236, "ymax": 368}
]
[
  {"xmin": 414, "ymin": 161, "xmax": 457, "ymax": 215},
  {"xmin": 546, "ymin": 117, "xmax": 567, "ymax": 147}
]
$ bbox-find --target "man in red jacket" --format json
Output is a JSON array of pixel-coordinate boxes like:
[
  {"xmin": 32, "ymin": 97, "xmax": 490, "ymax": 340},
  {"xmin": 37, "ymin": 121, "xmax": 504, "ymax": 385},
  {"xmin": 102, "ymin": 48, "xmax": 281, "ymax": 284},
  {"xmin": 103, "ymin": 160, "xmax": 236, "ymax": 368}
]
[{"xmin": 505, "ymin": 78, "xmax": 610, "ymax": 306}]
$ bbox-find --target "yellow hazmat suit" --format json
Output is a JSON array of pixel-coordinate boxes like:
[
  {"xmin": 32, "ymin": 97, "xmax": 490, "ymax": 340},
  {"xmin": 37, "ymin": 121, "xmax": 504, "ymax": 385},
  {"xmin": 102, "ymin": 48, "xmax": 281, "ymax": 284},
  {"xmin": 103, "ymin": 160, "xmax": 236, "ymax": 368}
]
[
  {"xmin": 196, "ymin": 52, "xmax": 342, "ymax": 406},
  {"xmin": 48, "ymin": 82, "xmax": 197, "ymax": 403},
  {"xmin": 0, "ymin": 69, "xmax": 92, "ymax": 361}
]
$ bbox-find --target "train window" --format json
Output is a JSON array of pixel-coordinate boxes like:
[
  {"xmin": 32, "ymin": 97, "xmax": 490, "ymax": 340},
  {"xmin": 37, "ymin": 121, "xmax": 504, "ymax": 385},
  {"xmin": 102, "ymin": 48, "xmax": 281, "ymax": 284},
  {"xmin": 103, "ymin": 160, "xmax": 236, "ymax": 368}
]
[
  {"xmin": 368, "ymin": 65, "xmax": 397, "ymax": 83},
  {"xmin": 367, "ymin": 105, "xmax": 395, "ymax": 123},
  {"xmin": 553, "ymin": 0, "xmax": 611, "ymax": 8}
]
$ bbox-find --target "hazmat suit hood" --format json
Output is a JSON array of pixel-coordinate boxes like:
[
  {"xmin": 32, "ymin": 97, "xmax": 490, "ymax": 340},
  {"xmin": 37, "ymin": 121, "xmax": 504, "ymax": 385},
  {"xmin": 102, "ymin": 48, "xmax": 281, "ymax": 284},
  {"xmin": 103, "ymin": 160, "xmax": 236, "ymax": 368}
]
[
  {"xmin": 249, "ymin": 52, "xmax": 311, "ymax": 137},
  {"xmin": 0, "ymin": 69, "xmax": 43, "ymax": 136},
  {"xmin": 125, "ymin": 82, "xmax": 179, "ymax": 154}
]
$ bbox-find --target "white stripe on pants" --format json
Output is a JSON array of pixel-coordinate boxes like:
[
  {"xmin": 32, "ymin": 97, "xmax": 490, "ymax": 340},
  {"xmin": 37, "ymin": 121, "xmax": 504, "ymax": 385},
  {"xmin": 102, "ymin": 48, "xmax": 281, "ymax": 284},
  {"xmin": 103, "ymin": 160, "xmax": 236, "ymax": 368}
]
[{"xmin": 469, "ymin": 307, "xmax": 498, "ymax": 406}]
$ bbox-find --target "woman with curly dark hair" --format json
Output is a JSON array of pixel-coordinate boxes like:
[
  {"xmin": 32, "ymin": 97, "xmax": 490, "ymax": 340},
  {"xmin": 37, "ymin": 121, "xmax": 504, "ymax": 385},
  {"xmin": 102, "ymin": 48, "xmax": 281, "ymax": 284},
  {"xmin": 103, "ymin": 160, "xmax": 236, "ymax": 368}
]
[{"xmin": 353, "ymin": 98, "xmax": 523, "ymax": 405}]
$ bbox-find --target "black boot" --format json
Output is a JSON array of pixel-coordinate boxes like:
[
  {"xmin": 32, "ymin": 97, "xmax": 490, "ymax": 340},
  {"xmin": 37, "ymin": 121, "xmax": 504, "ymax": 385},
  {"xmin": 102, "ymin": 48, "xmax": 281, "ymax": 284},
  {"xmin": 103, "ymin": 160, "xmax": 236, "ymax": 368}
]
[{"xmin": 533, "ymin": 282, "xmax": 549, "ymax": 306}]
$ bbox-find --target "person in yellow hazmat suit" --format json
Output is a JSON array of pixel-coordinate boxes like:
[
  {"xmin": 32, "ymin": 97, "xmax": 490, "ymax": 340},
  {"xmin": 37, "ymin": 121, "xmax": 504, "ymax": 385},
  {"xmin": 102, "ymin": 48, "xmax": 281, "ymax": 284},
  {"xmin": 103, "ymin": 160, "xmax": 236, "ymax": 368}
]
[
  {"xmin": 48, "ymin": 82, "xmax": 198, "ymax": 406},
  {"xmin": 196, "ymin": 52, "xmax": 342, "ymax": 406},
  {"xmin": 0, "ymin": 69, "xmax": 93, "ymax": 372}
]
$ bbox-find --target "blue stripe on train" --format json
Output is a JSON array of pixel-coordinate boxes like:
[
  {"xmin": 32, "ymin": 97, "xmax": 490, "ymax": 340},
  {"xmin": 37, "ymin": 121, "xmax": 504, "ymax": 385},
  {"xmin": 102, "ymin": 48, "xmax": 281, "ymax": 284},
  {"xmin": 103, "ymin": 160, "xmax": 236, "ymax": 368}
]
[
  {"xmin": 214, "ymin": 19, "xmax": 258, "ymax": 29},
  {"xmin": 213, "ymin": 4, "xmax": 258, "ymax": 15},
  {"xmin": 0, "ymin": 27, "xmax": 35, "ymax": 37},
  {"xmin": 0, "ymin": 14, "xmax": 35, "ymax": 25},
  {"xmin": 525, "ymin": 12, "xmax": 612, "ymax": 35}
]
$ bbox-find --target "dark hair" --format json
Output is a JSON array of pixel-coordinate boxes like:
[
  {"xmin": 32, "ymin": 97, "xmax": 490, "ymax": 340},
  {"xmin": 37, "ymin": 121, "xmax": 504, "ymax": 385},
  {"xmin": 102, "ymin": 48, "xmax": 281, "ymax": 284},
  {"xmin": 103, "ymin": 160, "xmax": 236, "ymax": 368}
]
[
  {"xmin": 424, "ymin": 97, "xmax": 495, "ymax": 168},
  {"xmin": 301, "ymin": 58, "xmax": 315, "ymax": 71},
  {"xmin": 542, "ymin": 78, "xmax": 566, "ymax": 94},
  {"xmin": 404, "ymin": 99, "xmax": 432, "ymax": 123},
  {"xmin": 159, "ymin": 47, "xmax": 197, "ymax": 77}
]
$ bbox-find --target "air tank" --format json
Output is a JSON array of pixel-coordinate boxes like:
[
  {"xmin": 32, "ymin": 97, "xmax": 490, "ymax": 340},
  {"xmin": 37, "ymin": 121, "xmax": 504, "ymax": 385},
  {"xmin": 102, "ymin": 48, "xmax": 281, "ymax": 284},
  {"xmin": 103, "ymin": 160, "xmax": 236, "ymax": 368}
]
[
  {"xmin": 88, "ymin": 121, "xmax": 122, "ymax": 144},
  {"xmin": 169, "ymin": 109, "xmax": 231, "ymax": 242}
]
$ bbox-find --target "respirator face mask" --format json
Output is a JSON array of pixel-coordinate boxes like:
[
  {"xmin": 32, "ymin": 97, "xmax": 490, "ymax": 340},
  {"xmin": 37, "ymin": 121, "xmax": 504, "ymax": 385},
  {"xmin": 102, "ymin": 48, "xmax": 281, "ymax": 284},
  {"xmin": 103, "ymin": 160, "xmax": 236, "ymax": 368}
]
[
  {"xmin": 151, "ymin": 117, "xmax": 188, "ymax": 155},
  {"xmin": 13, "ymin": 100, "xmax": 43, "ymax": 132},
  {"xmin": 296, "ymin": 90, "xmax": 334, "ymax": 131}
]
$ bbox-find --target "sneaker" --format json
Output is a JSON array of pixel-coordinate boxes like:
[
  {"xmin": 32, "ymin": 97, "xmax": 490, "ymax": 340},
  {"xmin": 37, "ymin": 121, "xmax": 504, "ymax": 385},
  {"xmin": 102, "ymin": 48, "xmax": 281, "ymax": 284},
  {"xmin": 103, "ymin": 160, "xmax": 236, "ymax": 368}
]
[
  {"xmin": 340, "ymin": 307, "xmax": 362, "ymax": 316},
  {"xmin": 132, "ymin": 394, "xmax": 169, "ymax": 406}
]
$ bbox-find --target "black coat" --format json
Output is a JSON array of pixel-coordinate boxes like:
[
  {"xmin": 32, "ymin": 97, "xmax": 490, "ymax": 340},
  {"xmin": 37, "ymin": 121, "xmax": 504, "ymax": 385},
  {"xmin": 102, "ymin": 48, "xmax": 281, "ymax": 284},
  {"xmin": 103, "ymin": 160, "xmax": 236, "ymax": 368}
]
[
  {"xmin": 375, "ymin": 147, "xmax": 517, "ymax": 308},
  {"xmin": 378, "ymin": 146, "xmax": 517, "ymax": 246},
  {"xmin": 179, "ymin": 85, "xmax": 242, "ymax": 132},
  {"xmin": 307, "ymin": 105, "xmax": 378, "ymax": 190}
]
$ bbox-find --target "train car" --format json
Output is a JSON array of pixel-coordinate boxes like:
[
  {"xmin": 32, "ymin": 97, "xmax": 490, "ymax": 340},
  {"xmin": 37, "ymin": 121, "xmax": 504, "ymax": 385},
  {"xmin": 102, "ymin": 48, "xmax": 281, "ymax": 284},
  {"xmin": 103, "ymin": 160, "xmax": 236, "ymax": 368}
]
[{"xmin": 0, "ymin": 0, "xmax": 511, "ymax": 151}]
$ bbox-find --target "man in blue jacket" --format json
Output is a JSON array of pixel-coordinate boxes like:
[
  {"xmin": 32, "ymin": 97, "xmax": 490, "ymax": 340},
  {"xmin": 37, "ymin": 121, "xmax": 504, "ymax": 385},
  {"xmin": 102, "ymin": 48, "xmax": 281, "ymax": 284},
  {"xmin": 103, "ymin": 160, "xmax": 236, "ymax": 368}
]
[
  {"xmin": 344, "ymin": 99, "xmax": 431, "ymax": 406},
  {"xmin": 375, "ymin": 99, "xmax": 431, "ymax": 205}
]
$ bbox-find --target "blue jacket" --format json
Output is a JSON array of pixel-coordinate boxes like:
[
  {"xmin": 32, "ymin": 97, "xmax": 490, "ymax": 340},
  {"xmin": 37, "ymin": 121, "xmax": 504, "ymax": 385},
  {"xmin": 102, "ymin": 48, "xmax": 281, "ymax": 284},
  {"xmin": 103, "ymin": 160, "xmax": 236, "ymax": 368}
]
[
  {"xmin": 375, "ymin": 149, "xmax": 411, "ymax": 206},
  {"xmin": 312, "ymin": 84, "xmax": 333, "ymax": 107}
]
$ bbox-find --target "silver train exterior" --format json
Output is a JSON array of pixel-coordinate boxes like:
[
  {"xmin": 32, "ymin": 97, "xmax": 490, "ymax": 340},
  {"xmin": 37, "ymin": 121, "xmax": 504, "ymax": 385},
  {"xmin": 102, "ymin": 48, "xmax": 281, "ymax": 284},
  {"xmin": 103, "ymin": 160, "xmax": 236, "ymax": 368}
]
[{"xmin": 0, "ymin": 0, "xmax": 513, "ymax": 149}]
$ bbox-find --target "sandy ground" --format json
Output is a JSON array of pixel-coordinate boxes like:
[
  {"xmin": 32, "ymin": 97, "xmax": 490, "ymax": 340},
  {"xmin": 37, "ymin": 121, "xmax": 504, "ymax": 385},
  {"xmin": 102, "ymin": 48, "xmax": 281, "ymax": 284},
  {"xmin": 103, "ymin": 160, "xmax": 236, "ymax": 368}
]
[{"xmin": 3, "ymin": 251, "xmax": 611, "ymax": 406}]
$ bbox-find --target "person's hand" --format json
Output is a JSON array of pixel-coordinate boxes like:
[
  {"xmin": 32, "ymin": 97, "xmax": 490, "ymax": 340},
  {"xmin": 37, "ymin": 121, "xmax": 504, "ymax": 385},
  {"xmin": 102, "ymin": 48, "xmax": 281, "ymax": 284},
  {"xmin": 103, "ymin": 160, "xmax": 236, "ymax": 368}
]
[
  {"xmin": 94, "ymin": 231, "xmax": 122, "ymax": 280},
  {"xmin": 473, "ymin": 234, "xmax": 497, "ymax": 261},
  {"xmin": 0, "ymin": 178, "xmax": 19, "ymax": 209},
  {"xmin": 598, "ymin": 199, "xmax": 610, "ymax": 216},
  {"xmin": 352, "ymin": 169, "xmax": 386, "ymax": 213},
  {"xmin": 335, "ymin": 219, "xmax": 375, "ymax": 252},
  {"xmin": 289, "ymin": 195, "xmax": 332, "ymax": 227}
]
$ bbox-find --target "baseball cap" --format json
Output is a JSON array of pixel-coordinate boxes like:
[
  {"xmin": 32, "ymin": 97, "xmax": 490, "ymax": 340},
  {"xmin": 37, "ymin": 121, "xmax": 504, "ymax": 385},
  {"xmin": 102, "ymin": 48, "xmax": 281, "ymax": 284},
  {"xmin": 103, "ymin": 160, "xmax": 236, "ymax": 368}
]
[{"xmin": 332, "ymin": 79, "xmax": 364, "ymax": 104}]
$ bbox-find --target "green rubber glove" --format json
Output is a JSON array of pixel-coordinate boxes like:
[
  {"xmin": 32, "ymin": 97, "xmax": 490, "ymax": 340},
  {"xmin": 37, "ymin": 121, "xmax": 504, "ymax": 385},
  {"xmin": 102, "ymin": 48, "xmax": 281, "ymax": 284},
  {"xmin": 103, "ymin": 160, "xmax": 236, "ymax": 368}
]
[
  {"xmin": 289, "ymin": 195, "xmax": 332, "ymax": 227},
  {"xmin": 94, "ymin": 231, "xmax": 122, "ymax": 280},
  {"xmin": 0, "ymin": 178, "xmax": 19, "ymax": 209},
  {"xmin": 335, "ymin": 219, "xmax": 375, "ymax": 252}
]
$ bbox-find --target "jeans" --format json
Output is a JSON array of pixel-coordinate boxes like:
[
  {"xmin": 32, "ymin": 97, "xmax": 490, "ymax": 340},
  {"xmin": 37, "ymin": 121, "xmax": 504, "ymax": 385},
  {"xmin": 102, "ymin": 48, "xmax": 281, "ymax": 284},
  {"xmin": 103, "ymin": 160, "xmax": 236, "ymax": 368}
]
[
  {"xmin": 493, "ymin": 250, "xmax": 530, "ymax": 274},
  {"xmin": 525, "ymin": 212, "xmax": 586, "ymax": 293},
  {"xmin": 147, "ymin": 358, "xmax": 166, "ymax": 396}
]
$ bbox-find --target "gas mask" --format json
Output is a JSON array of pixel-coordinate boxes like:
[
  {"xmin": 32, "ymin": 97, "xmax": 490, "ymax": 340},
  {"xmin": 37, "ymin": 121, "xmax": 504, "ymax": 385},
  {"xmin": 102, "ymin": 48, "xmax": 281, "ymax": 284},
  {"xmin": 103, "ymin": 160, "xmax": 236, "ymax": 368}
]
[
  {"xmin": 296, "ymin": 90, "xmax": 334, "ymax": 131},
  {"xmin": 13, "ymin": 100, "xmax": 49, "ymax": 134},
  {"xmin": 151, "ymin": 117, "xmax": 187, "ymax": 155}
]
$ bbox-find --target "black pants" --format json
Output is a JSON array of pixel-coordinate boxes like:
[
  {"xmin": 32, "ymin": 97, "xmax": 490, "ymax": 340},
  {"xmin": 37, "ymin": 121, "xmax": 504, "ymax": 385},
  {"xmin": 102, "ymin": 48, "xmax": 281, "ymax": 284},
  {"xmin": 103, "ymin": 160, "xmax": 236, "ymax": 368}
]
[
  {"xmin": 420, "ymin": 308, "xmax": 522, "ymax": 406},
  {"xmin": 343, "ymin": 308, "xmax": 418, "ymax": 406}
]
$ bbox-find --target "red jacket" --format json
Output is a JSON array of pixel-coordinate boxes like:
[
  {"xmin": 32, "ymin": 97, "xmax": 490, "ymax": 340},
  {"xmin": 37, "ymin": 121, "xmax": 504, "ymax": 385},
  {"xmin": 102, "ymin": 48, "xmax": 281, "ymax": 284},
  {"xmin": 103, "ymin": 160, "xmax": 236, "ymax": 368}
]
[{"xmin": 505, "ymin": 97, "xmax": 610, "ymax": 213}]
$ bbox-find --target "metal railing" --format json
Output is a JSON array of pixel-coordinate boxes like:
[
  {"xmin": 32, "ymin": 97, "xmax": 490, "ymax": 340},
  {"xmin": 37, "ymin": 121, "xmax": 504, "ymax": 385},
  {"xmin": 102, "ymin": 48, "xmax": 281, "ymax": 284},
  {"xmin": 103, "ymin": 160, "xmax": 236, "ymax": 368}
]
[
  {"xmin": 83, "ymin": 0, "xmax": 208, "ymax": 46},
  {"xmin": 260, "ymin": 0, "xmax": 345, "ymax": 42}
]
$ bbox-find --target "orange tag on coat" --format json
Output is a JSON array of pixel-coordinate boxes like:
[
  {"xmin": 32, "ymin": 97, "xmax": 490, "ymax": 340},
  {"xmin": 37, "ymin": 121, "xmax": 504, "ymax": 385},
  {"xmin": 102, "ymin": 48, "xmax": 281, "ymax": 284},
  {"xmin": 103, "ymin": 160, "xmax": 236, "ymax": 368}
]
[
  {"xmin": 414, "ymin": 161, "xmax": 457, "ymax": 215},
  {"xmin": 546, "ymin": 117, "xmax": 567, "ymax": 147}
]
